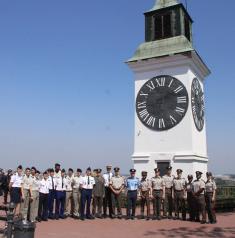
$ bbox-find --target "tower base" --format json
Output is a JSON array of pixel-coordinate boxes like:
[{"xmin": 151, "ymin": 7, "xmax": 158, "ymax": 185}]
[{"xmin": 132, "ymin": 153, "xmax": 208, "ymax": 180}]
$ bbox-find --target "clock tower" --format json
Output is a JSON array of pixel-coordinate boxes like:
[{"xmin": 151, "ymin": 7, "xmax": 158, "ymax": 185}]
[{"xmin": 126, "ymin": 0, "xmax": 210, "ymax": 179}]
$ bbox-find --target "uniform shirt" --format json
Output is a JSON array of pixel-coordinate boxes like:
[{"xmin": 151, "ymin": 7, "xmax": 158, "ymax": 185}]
[
  {"xmin": 140, "ymin": 178, "xmax": 151, "ymax": 192},
  {"xmin": 151, "ymin": 176, "xmax": 165, "ymax": 190},
  {"xmin": 39, "ymin": 179, "xmax": 50, "ymax": 194},
  {"xmin": 173, "ymin": 177, "xmax": 186, "ymax": 191},
  {"xmin": 186, "ymin": 182, "xmax": 193, "ymax": 193},
  {"xmin": 54, "ymin": 170, "xmax": 61, "ymax": 179},
  {"xmin": 205, "ymin": 179, "xmax": 217, "ymax": 193},
  {"xmin": 125, "ymin": 177, "xmax": 140, "ymax": 191},
  {"xmin": 31, "ymin": 176, "xmax": 41, "ymax": 191},
  {"xmin": 103, "ymin": 172, "xmax": 113, "ymax": 187},
  {"xmin": 72, "ymin": 176, "xmax": 83, "ymax": 189},
  {"xmin": 193, "ymin": 179, "xmax": 205, "ymax": 195},
  {"xmin": 80, "ymin": 176, "xmax": 96, "ymax": 189},
  {"xmin": 10, "ymin": 173, "xmax": 23, "ymax": 188},
  {"xmin": 110, "ymin": 175, "xmax": 125, "ymax": 190},
  {"xmin": 21, "ymin": 175, "xmax": 33, "ymax": 190},
  {"xmin": 93, "ymin": 176, "xmax": 105, "ymax": 197},
  {"xmin": 48, "ymin": 176, "xmax": 55, "ymax": 190},
  {"xmin": 162, "ymin": 175, "xmax": 174, "ymax": 189},
  {"xmin": 64, "ymin": 175, "xmax": 73, "ymax": 191},
  {"xmin": 55, "ymin": 176, "xmax": 66, "ymax": 191}
]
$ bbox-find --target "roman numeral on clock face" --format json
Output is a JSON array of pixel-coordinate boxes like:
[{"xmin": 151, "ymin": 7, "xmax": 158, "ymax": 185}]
[
  {"xmin": 156, "ymin": 77, "xmax": 165, "ymax": 87},
  {"xmin": 137, "ymin": 101, "xmax": 147, "ymax": 109},
  {"xmin": 139, "ymin": 109, "xmax": 149, "ymax": 121},
  {"xmin": 146, "ymin": 116, "xmax": 156, "ymax": 127},
  {"xmin": 175, "ymin": 107, "xmax": 185, "ymax": 116},
  {"xmin": 174, "ymin": 86, "xmax": 183, "ymax": 94},
  {"xmin": 146, "ymin": 81, "xmax": 155, "ymax": 91},
  {"xmin": 169, "ymin": 115, "xmax": 177, "ymax": 125},
  {"xmin": 158, "ymin": 118, "xmax": 165, "ymax": 129},
  {"xmin": 177, "ymin": 96, "xmax": 187, "ymax": 104}
]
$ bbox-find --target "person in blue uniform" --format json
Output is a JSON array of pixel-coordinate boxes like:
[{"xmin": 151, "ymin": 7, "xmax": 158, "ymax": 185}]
[
  {"xmin": 80, "ymin": 167, "xmax": 96, "ymax": 220},
  {"xmin": 125, "ymin": 169, "xmax": 140, "ymax": 220}
]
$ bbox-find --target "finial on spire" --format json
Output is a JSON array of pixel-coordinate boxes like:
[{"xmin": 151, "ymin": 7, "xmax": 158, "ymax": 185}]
[{"xmin": 151, "ymin": 0, "xmax": 179, "ymax": 11}]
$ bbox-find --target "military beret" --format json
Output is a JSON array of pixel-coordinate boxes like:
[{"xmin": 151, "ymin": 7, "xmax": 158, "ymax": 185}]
[
  {"xmin": 36, "ymin": 170, "xmax": 40, "ymax": 174},
  {"xmin": 114, "ymin": 167, "xmax": 120, "ymax": 172},
  {"xmin": 97, "ymin": 169, "xmax": 102, "ymax": 173},
  {"xmin": 68, "ymin": 168, "xmax": 74, "ymax": 173},
  {"xmin": 196, "ymin": 171, "xmax": 203, "ymax": 175},
  {"xmin": 106, "ymin": 165, "xmax": 112, "ymax": 168},
  {"xmin": 77, "ymin": 168, "xmax": 82, "ymax": 173},
  {"xmin": 50, "ymin": 168, "xmax": 54, "ymax": 173},
  {"xmin": 61, "ymin": 169, "xmax": 66, "ymax": 173},
  {"xmin": 154, "ymin": 168, "xmax": 160, "ymax": 172},
  {"xmin": 130, "ymin": 169, "xmax": 136, "ymax": 173},
  {"xmin": 206, "ymin": 172, "xmax": 212, "ymax": 176},
  {"xmin": 176, "ymin": 169, "xmax": 183, "ymax": 173},
  {"xmin": 55, "ymin": 163, "xmax": 61, "ymax": 167},
  {"xmin": 142, "ymin": 171, "xmax": 148, "ymax": 175},
  {"xmin": 31, "ymin": 167, "xmax": 37, "ymax": 171},
  {"xmin": 86, "ymin": 167, "xmax": 92, "ymax": 171},
  {"xmin": 43, "ymin": 171, "xmax": 48, "ymax": 175},
  {"xmin": 93, "ymin": 169, "xmax": 98, "ymax": 172},
  {"xmin": 166, "ymin": 166, "xmax": 172, "ymax": 170},
  {"xmin": 188, "ymin": 174, "xmax": 193, "ymax": 179},
  {"xmin": 17, "ymin": 165, "xmax": 23, "ymax": 170}
]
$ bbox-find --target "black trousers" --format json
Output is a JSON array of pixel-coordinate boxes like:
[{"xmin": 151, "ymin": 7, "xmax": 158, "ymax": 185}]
[
  {"xmin": 38, "ymin": 193, "xmax": 49, "ymax": 220},
  {"xmin": 103, "ymin": 187, "xmax": 113, "ymax": 216},
  {"xmin": 127, "ymin": 190, "xmax": 137, "ymax": 217}
]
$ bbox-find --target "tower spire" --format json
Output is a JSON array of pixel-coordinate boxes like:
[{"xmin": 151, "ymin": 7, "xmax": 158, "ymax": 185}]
[{"xmin": 151, "ymin": 0, "xmax": 179, "ymax": 11}]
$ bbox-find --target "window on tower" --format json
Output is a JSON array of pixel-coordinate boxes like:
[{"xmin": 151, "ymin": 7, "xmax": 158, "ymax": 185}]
[
  {"xmin": 154, "ymin": 13, "xmax": 172, "ymax": 40},
  {"xmin": 184, "ymin": 17, "xmax": 191, "ymax": 41}
]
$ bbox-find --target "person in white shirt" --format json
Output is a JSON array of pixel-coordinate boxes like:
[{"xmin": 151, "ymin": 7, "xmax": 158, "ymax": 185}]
[
  {"xmin": 38, "ymin": 171, "xmax": 50, "ymax": 222},
  {"xmin": 55, "ymin": 169, "xmax": 66, "ymax": 219},
  {"xmin": 64, "ymin": 168, "xmax": 74, "ymax": 217},
  {"xmin": 80, "ymin": 167, "xmax": 95, "ymax": 220},
  {"xmin": 72, "ymin": 168, "xmax": 83, "ymax": 218},
  {"xmin": 102, "ymin": 165, "xmax": 113, "ymax": 218},
  {"xmin": 48, "ymin": 168, "xmax": 56, "ymax": 219},
  {"xmin": 9, "ymin": 165, "xmax": 24, "ymax": 216}
]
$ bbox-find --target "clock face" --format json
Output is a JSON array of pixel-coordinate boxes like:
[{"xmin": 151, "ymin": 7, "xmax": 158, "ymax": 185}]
[
  {"xmin": 191, "ymin": 78, "xmax": 205, "ymax": 131},
  {"xmin": 136, "ymin": 75, "xmax": 189, "ymax": 131}
]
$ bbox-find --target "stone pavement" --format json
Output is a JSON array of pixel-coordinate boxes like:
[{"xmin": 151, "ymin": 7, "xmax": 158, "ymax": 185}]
[{"xmin": 36, "ymin": 213, "xmax": 235, "ymax": 238}]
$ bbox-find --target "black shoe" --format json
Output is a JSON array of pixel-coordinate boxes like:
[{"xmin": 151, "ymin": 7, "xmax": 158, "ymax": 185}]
[
  {"xmin": 168, "ymin": 216, "xmax": 173, "ymax": 219},
  {"xmin": 131, "ymin": 216, "xmax": 135, "ymax": 220},
  {"xmin": 140, "ymin": 215, "xmax": 145, "ymax": 220},
  {"xmin": 211, "ymin": 221, "xmax": 217, "ymax": 224},
  {"xmin": 146, "ymin": 217, "xmax": 150, "ymax": 221},
  {"xmin": 118, "ymin": 215, "xmax": 122, "ymax": 219},
  {"xmin": 48, "ymin": 215, "xmax": 55, "ymax": 220},
  {"xmin": 157, "ymin": 216, "xmax": 161, "ymax": 220},
  {"xmin": 126, "ymin": 216, "xmax": 131, "ymax": 220},
  {"xmin": 162, "ymin": 215, "xmax": 167, "ymax": 219},
  {"xmin": 37, "ymin": 218, "xmax": 41, "ymax": 222},
  {"xmin": 103, "ymin": 214, "xmax": 107, "ymax": 219},
  {"xmin": 60, "ymin": 215, "xmax": 66, "ymax": 219},
  {"xmin": 42, "ymin": 218, "xmax": 48, "ymax": 221},
  {"xmin": 152, "ymin": 216, "xmax": 157, "ymax": 220},
  {"xmin": 201, "ymin": 220, "xmax": 206, "ymax": 224},
  {"xmin": 80, "ymin": 217, "xmax": 85, "ymax": 221}
]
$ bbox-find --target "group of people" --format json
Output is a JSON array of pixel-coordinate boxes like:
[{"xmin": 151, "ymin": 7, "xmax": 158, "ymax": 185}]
[{"xmin": 0, "ymin": 163, "xmax": 217, "ymax": 225}]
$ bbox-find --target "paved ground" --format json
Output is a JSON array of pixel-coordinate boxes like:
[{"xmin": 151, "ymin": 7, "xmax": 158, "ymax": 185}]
[{"xmin": 35, "ymin": 213, "xmax": 235, "ymax": 238}]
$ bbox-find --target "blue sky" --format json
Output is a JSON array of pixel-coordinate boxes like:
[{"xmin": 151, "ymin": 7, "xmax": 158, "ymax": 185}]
[{"xmin": 0, "ymin": 0, "xmax": 234, "ymax": 174}]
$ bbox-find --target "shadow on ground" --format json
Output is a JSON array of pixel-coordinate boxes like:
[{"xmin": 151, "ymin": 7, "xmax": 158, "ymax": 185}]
[{"xmin": 144, "ymin": 226, "xmax": 235, "ymax": 238}]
